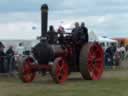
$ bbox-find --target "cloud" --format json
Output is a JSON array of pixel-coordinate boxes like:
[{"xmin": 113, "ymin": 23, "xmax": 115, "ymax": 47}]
[
  {"xmin": 1, "ymin": 0, "xmax": 128, "ymax": 15},
  {"xmin": 0, "ymin": 0, "xmax": 43, "ymax": 12},
  {"xmin": 0, "ymin": 21, "xmax": 40, "ymax": 40},
  {"xmin": 0, "ymin": 12, "xmax": 128, "ymax": 39},
  {"xmin": 0, "ymin": 0, "xmax": 128, "ymax": 38}
]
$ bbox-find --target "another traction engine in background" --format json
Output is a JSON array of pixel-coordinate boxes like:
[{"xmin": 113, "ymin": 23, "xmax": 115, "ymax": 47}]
[{"xmin": 18, "ymin": 4, "xmax": 104, "ymax": 84}]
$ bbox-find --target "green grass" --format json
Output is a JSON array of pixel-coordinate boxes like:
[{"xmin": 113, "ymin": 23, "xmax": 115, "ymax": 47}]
[{"xmin": 0, "ymin": 70, "xmax": 128, "ymax": 96}]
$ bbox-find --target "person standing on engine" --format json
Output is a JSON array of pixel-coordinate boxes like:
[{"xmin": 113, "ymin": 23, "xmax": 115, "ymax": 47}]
[
  {"xmin": 79, "ymin": 22, "xmax": 88, "ymax": 44},
  {"xmin": 72, "ymin": 22, "xmax": 81, "ymax": 44},
  {"xmin": 57, "ymin": 26, "xmax": 65, "ymax": 44},
  {"xmin": 57, "ymin": 26, "xmax": 65, "ymax": 33},
  {"xmin": 71, "ymin": 22, "xmax": 81, "ymax": 71},
  {"xmin": 47, "ymin": 25, "xmax": 57, "ymax": 44}
]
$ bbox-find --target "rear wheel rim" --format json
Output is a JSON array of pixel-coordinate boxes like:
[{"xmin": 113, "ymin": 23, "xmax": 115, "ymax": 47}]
[{"xmin": 87, "ymin": 43, "xmax": 104, "ymax": 80}]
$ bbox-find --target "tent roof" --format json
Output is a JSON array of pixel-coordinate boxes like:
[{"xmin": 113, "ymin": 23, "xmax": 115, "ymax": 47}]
[{"xmin": 98, "ymin": 36, "xmax": 118, "ymax": 43}]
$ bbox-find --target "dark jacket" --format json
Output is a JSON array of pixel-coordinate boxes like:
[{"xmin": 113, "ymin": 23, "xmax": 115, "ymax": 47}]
[
  {"xmin": 47, "ymin": 31, "xmax": 57, "ymax": 44},
  {"xmin": 79, "ymin": 26, "xmax": 88, "ymax": 43},
  {"xmin": 72, "ymin": 26, "xmax": 88, "ymax": 44},
  {"xmin": 72, "ymin": 27, "xmax": 81, "ymax": 43},
  {"xmin": 6, "ymin": 48, "xmax": 14, "ymax": 56}
]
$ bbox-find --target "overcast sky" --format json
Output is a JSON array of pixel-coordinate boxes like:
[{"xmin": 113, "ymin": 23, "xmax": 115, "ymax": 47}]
[{"xmin": 0, "ymin": 0, "xmax": 128, "ymax": 39}]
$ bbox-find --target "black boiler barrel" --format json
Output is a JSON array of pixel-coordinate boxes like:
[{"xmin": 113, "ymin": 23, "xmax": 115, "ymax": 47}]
[{"xmin": 32, "ymin": 4, "xmax": 54, "ymax": 64}]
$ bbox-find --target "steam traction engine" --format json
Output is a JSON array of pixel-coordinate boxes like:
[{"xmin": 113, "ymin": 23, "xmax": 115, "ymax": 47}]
[{"xmin": 19, "ymin": 4, "xmax": 104, "ymax": 84}]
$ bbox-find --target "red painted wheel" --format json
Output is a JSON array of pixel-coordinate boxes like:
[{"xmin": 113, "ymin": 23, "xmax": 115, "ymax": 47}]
[
  {"xmin": 50, "ymin": 57, "xmax": 69, "ymax": 84},
  {"xmin": 80, "ymin": 42, "xmax": 104, "ymax": 80},
  {"xmin": 19, "ymin": 57, "xmax": 36, "ymax": 83}
]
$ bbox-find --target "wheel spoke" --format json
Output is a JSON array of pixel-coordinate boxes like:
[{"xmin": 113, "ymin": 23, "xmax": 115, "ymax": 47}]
[
  {"xmin": 23, "ymin": 65, "xmax": 30, "ymax": 73},
  {"xmin": 88, "ymin": 63, "xmax": 95, "ymax": 72},
  {"xmin": 90, "ymin": 48, "xmax": 95, "ymax": 56},
  {"xmin": 95, "ymin": 45, "xmax": 99, "ymax": 52},
  {"xmin": 92, "ymin": 72, "xmax": 98, "ymax": 80},
  {"xmin": 21, "ymin": 58, "xmax": 35, "ymax": 83},
  {"xmin": 52, "ymin": 57, "xmax": 69, "ymax": 83},
  {"xmin": 88, "ymin": 56, "xmax": 95, "ymax": 61},
  {"xmin": 93, "ymin": 69, "xmax": 100, "ymax": 79},
  {"xmin": 60, "ymin": 64, "xmax": 64, "ymax": 70},
  {"xmin": 56, "ymin": 64, "xmax": 61, "ymax": 71},
  {"xmin": 56, "ymin": 67, "xmax": 65, "ymax": 81},
  {"xmin": 23, "ymin": 73, "xmax": 33, "ymax": 81},
  {"xmin": 56, "ymin": 62, "xmax": 65, "ymax": 79},
  {"xmin": 56, "ymin": 72, "xmax": 61, "ymax": 78},
  {"xmin": 95, "ymin": 58, "xmax": 102, "ymax": 63}
]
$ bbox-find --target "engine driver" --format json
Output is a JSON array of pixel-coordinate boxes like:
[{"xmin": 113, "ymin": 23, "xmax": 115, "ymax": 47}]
[
  {"xmin": 71, "ymin": 22, "xmax": 88, "ymax": 71},
  {"xmin": 47, "ymin": 25, "xmax": 57, "ymax": 44}
]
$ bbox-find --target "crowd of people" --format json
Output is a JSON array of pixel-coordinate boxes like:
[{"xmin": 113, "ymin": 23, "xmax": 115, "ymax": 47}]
[
  {"xmin": 105, "ymin": 43, "xmax": 128, "ymax": 69},
  {"xmin": 0, "ymin": 42, "xmax": 25, "ymax": 74}
]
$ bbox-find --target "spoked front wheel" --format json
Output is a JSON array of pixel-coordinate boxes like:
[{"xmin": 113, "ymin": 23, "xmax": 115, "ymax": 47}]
[
  {"xmin": 50, "ymin": 57, "xmax": 69, "ymax": 84},
  {"xmin": 19, "ymin": 57, "xmax": 36, "ymax": 83}
]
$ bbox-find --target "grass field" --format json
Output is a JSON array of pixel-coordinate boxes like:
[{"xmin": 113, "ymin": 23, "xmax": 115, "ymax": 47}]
[{"xmin": 0, "ymin": 69, "xmax": 128, "ymax": 96}]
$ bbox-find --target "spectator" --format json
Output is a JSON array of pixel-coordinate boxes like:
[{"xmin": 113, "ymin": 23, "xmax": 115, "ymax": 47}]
[
  {"xmin": 120, "ymin": 45, "xmax": 126, "ymax": 60},
  {"xmin": 16, "ymin": 42, "xmax": 25, "ymax": 55},
  {"xmin": 6, "ymin": 46, "xmax": 16, "ymax": 73},
  {"xmin": 105, "ymin": 45, "xmax": 114, "ymax": 68},
  {"xmin": 0, "ymin": 42, "xmax": 5, "ymax": 73},
  {"xmin": 6, "ymin": 46, "xmax": 14, "ymax": 56},
  {"xmin": 113, "ymin": 46, "xmax": 121, "ymax": 68},
  {"xmin": 125, "ymin": 45, "xmax": 128, "ymax": 59}
]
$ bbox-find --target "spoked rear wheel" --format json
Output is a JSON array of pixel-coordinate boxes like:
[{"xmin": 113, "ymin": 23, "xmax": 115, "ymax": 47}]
[
  {"xmin": 50, "ymin": 57, "xmax": 69, "ymax": 84},
  {"xmin": 19, "ymin": 57, "xmax": 36, "ymax": 83},
  {"xmin": 80, "ymin": 42, "xmax": 104, "ymax": 80}
]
